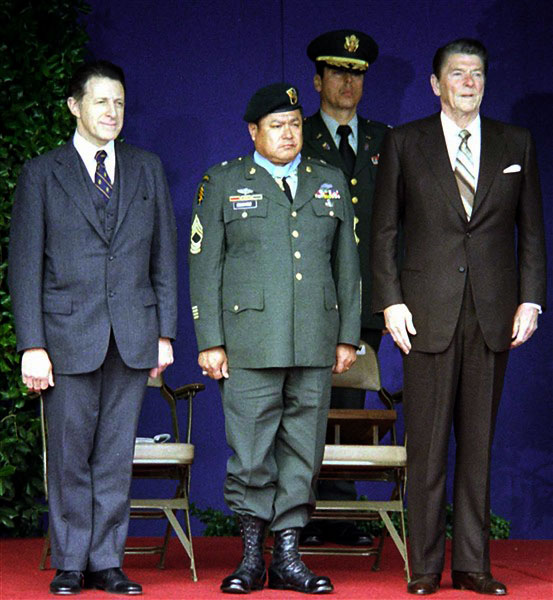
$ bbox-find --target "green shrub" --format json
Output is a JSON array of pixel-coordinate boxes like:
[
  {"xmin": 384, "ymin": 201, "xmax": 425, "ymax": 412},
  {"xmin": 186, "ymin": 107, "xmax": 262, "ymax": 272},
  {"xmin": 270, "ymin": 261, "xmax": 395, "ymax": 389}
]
[{"xmin": 0, "ymin": 0, "xmax": 89, "ymax": 537}]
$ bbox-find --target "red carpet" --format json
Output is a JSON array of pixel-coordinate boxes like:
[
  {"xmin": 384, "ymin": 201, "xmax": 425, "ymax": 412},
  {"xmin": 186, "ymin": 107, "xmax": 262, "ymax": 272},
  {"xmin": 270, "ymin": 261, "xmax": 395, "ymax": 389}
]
[{"xmin": 1, "ymin": 537, "xmax": 551, "ymax": 599}]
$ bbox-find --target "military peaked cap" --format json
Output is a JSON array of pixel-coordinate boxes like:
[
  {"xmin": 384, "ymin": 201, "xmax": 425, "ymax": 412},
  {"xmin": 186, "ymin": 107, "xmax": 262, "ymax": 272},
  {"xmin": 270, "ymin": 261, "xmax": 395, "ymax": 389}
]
[{"xmin": 307, "ymin": 29, "xmax": 378, "ymax": 71}]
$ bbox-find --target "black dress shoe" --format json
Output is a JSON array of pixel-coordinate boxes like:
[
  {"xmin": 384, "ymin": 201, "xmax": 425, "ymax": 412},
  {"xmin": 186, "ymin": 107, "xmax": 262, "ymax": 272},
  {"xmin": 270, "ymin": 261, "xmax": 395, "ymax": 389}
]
[
  {"xmin": 221, "ymin": 515, "xmax": 267, "ymax": 594},
  {"xmin": 269, "ymin": 528, "xmax": 333, "ymax": 594},
  {"xmin": 407, "ymin": 573, "xmax": 441, "ymax": 595},
  {"xmin": 85, "ymin": 568, "xmax": 142, "ymax": 595},
  {"xmin": 50, "ymin": 570, "xmax": 83, "ymax": 595},
  {"xmin": 325, "ymin": 522, "xmax": 373, "ymax": 546},
  {"xmin": 452, "ymin": 571, "xmax": 507, "ymax": 595},
  {"xmin": 299, "ymin": 523, "xmax": 325, "ymax": 546}
]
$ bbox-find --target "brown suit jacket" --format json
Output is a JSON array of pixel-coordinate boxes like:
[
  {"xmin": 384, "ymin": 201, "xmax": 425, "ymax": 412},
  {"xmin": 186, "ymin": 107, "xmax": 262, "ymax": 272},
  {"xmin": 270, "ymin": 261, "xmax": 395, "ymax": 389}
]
[{"xmin": 371, "ymin": 113, "xmax": 546, "ymax": 353}]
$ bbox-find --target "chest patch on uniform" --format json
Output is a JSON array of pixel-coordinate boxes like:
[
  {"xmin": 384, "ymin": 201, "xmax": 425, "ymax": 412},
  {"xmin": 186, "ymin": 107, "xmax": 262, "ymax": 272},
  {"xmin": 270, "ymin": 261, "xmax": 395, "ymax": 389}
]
[
  {"xmin": 229, "ymin": 193, "xmax": 263, "ymax": 210},
  {"xmin": 315, "ymin": 183, "xmax": 341, "ymax": 205},
  {"xmin": 190, "ymin": 214, "xmax": 203, "ymax": 254}
]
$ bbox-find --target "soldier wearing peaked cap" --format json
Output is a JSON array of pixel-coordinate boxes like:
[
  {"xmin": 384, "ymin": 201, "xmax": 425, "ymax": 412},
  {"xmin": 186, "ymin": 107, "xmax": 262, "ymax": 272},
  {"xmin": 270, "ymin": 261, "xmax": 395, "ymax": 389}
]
[
  {"xmin": 301, "ymin": 29, "xmax": 391, "ymax": 547},
  {"xmin": 188, "ymin": 83, "xmax": 361, "ymax": 594}
]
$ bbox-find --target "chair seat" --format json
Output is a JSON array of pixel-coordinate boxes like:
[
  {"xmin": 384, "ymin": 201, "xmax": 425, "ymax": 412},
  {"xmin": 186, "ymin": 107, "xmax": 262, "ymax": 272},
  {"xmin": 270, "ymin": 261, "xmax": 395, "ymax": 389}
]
[
  {"xmin": 323, "ymin": 444, "xmax": 406, "ymax": 467},
  {"xmin": 133, "ymin": 442, "xmax": 194, "ymax": 464}
]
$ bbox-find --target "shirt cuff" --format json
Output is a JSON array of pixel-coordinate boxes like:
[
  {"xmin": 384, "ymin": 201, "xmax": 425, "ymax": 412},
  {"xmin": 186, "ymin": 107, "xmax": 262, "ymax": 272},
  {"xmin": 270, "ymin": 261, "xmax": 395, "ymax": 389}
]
[{"xmin": 522, "ymin": 302, "xmax": 542, "ymax": 314}]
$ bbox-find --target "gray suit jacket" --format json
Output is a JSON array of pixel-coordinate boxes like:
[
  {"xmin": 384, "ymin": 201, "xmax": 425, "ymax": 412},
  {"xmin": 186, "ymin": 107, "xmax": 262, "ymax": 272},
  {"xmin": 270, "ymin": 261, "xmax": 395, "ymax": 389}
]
[
  {"xmin": 188, "ymin": 154, "xmax": 361, "ymax": 368},
  {"xmin": 9, "ymin": 140, "xmax": 178, "ymax": 373}
]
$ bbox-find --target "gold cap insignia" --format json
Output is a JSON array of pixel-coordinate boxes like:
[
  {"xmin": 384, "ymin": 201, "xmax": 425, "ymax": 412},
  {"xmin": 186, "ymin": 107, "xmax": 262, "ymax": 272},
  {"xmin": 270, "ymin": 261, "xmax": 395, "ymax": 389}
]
[
  {"xmin": 344, "ymin": 34, "xmax": 360, "ymax": 53},
  {"xmin": 286, "ymin": 87, "xmax": 298, "ymax": 105}
]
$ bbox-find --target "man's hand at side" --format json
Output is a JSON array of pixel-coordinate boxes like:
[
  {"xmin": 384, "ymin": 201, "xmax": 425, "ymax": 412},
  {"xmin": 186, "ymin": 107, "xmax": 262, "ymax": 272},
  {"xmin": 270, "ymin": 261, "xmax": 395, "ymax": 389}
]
[
  {"xmin": 198, "ymin": 346, "xmax": 229, "ymax": 380},
  {"xmin": 21, "ymin": 348, "xmax": 54, "ymax": 393},
  {"xmin": 333, "ymin": 343, "xmax": 357, "ymax": 374},
  {"xmin": 149, "ymin": 337, "xmax": 174, "ymax": 378},
  {"xmin": 511, "ymin": 304, "xmax": 539, "ymax": 348},
  {"xmin": 383, "ymin": 303, "xmax": 417, "ymax": 354}
]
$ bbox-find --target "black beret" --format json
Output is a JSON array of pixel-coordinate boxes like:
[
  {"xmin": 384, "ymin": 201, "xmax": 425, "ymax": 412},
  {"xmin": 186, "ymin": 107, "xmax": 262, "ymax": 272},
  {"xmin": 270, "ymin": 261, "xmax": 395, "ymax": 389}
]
[
  {"xmin": 243, "ymin": 83, "xmax": 302, "ymax": 123},
  {"xmin": 307, "ymin": 29, "xmax": 378, "ymax": 72}
]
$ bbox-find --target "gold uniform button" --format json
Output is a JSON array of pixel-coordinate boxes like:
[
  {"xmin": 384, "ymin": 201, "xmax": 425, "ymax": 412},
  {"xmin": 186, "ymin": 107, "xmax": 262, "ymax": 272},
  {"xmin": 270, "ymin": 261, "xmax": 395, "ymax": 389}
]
[
  {"xmin": 291, "ymin": 210, "xmax": 297, "ymax": 217},
  {"xmin": 329, "ymin": 210, "xmax": 335, "ymax": 217},
  {"xmin": 294, "ymin": 251, "xmax": 301, "ymax": 259},
  {"xmin": 352, "ymin": 196, "xmax": 359, "ymax": 204},
  {"xmin": 234, "ymin": 304, "xmax": 239, "ymax": 311},
  {"xmin": 292, "ymin": 230, "xmax": 299, "ymax": 238},
  {"xmin": 296, "ymin": 273, "xmax": 303, "ymax": 281},
  {"xmin": 351, "ymin": 178, "xmax": 358, "ymax": 185},
  {"xmin": 249, "ymin": 167, "xmax": 256, "ymax": 174},
  {"xmin": 335, "ymin": 303, "xmax": 338, "ymax": 310},
  {"xmin": 306, "ymin": 166, "xmax": 312, "ymax": 173},
  {"xmin": 242, "ymin": 211, "xmax": 248, "ymax": 218}
]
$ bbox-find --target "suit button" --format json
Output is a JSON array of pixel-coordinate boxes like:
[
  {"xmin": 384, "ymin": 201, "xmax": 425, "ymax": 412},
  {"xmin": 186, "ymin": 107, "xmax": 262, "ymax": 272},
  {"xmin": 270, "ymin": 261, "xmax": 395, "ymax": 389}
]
[
  {"xmin": 241, "ymin": 211, "xmax": 248, "ymax": 218},
  {"xmin": 458, "ymin": 266, "xmax": 466, "ymax": 273},
  {"xmin": 108, "ymin": 291, "xmax": 115, "ymax": 298},
  {"xmin": 291, "ymin": 210, "xmax": 297, "ymax": 217},
  {"xmin": 108, "ymin": 255, "xmax": 115, "ymax": 261},
  {"xmin": 294, "ymin": 251, "xmax": 301, "ymax": 259},
  {"xmin": 233, "ymin": 304, "xmax": 239, "ymax": 311},
  {"xmin": 292, "ymin": 230, "xmax": 299, "ymax": 238},
  {"xmin": 296, "ymin": 273, "xmax": 303, "ymax": 281},
  {"xmin": 329, "ymin": 210, "xmax": 335, "ymax": 217},
  {"xmin": 351, "ymin": 178, "xmax": 357, "ymax": 185},
  {"xmin": 352, "ymin": 196, "xmax": 359, "ymax": 204}
]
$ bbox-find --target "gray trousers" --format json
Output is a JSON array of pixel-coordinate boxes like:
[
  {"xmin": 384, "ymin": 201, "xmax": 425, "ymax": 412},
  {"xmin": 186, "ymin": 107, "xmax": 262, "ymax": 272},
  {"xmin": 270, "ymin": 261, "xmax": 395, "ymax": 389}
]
[
  {"xmin": 403, "ymin": 281, "xmax": 509, "ymax": 574},
  {"xmin": 221, "ymin": 366, "xmax": 332, "ymax": 531},
  {"xmin": 44, "ymin": 336, "xmax": 148, "ymax": 571}
]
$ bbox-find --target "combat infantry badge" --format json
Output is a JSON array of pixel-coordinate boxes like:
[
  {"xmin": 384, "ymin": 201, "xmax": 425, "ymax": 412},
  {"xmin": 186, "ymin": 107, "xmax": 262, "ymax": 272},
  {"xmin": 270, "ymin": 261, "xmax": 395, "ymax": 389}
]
[
  {"xmin": 286, "ymin": 87, "xmax": 298, "ymax": 105},
  {"xmin": 344, "ymin": 34, "xmax": 360, "ymax": 53}
]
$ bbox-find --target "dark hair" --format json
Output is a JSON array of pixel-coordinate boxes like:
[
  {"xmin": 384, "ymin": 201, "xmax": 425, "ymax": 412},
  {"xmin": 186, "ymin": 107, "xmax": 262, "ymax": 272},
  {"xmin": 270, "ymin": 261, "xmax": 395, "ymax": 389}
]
[
  {"xmin": 68, "ymin": 60, "xmax": 126, "ymax": 100},
  {"xmin": 432, "ymin": 38, "xmax": 488, "ymax": 78},
  {"xmin": 315, "ymin": 62, "xmax": 326, "ymax": 78}
]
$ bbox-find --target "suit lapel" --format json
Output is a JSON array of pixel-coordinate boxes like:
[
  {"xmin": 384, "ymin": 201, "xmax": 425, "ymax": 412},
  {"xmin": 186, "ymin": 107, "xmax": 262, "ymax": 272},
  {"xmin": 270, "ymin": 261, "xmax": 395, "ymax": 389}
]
[
  {"xmin": 417, "ymin": 114, "xmax": 467, "ymax": 222},
  {"xmin": 53, "ymin": 142, "xmax": 109, "ymax": 243},
  {"xmin": 113, "ymin": 142, "xmax": 142, "ymax": 239},
  {"xmin": 472, "ymin": 118, "xmax": 505, "ymax": 216}
]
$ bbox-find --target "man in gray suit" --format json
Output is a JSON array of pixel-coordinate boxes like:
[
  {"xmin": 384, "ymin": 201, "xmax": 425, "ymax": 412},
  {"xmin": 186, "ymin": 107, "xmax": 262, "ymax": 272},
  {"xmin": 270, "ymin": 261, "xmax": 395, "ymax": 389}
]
[
  {"xmin": 9, "ymin": 61, "xmax": 177, "ymax": 595},
  {"xmin": 189, "ymin": 83, "xmax": 361, "ymax": 594}
]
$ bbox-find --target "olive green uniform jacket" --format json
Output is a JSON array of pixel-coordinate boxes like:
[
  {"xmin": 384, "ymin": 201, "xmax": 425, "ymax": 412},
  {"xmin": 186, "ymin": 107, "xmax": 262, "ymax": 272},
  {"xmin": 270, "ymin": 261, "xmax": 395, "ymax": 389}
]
[
  {"xmin": 188, "ymin": 154, "xmax": 361, "ymax": 368},
  {"xmin": 303, "ymin": 111, "xmax": 388, "ymax": 330}
]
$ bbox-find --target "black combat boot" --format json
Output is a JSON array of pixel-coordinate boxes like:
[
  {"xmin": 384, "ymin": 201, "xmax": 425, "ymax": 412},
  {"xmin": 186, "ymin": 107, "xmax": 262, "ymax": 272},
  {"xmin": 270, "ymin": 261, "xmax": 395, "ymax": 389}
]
[
  {"xmin": 221, "ymin": 514, "xmax": 267, "ymax": 593},
  {"xmin": 268, "ymin": 528, "xmax": 333, "ymax": 594}
]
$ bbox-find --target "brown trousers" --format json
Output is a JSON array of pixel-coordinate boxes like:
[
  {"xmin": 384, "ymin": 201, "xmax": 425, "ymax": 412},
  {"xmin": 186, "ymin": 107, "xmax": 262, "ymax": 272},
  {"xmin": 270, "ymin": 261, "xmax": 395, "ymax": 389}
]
[{"xmin": 403, "ymin": 280, "xmax": 509, "ymax": 574}]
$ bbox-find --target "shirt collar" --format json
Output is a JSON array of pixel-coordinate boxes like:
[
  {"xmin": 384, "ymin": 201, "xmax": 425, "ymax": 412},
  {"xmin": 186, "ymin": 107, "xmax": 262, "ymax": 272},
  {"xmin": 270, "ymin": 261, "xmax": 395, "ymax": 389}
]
[
  {"xmin": 253, "ymin": 151, "xmax": 302, "ymax": 178},
  {"xmin": 440, "ymin": 111, "xmax": 481, "ymax": 138},
  {"xmin": 72, "ymin": 128, "xmax": 115, "ymax": 161},
  {"xmin": 320, "ymin": 110, "xmax": 358, "ymax": 146}
]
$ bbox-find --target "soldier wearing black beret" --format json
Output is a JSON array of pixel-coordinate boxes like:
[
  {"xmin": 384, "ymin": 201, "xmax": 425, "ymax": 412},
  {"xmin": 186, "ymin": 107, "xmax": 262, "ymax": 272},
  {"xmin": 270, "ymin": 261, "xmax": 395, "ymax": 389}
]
[
  {"xmin": 302, "ymin": 29, "xmax": 391, "ymax": 548},
  {"xmin": 189, "ymin": 82, "xmax": 361, "ymax": 594}
]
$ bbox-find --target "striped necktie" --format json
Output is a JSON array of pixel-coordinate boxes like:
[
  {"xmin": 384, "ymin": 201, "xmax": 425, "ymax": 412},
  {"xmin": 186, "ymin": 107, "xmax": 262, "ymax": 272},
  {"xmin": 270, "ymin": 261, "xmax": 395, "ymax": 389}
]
[
  {"xmin": 454, "ymin": 129, "xmax": 475, "ymax": 219},
  {"xmin": 94, "ymin": 149, "xmax": 112, "ymax": 202}
]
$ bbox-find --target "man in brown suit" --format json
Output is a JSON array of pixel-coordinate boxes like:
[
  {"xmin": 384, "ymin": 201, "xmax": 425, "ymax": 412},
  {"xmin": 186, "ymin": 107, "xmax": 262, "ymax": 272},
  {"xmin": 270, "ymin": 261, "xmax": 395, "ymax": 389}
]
[{"xmin": 371, "ymin": 39, "xmax": 546, "ymax": 595}]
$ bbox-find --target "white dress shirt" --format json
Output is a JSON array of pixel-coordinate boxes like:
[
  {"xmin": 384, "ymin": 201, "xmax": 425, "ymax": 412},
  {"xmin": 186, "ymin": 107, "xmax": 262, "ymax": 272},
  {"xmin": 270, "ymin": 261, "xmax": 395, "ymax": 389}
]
[{"xmin": 72, "ymin": 129, "xmax": 116, "ymax": 183}]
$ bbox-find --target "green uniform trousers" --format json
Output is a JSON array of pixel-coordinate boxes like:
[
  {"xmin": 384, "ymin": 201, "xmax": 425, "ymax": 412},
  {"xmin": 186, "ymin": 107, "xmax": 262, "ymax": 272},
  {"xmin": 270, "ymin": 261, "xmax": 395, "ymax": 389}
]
[{"xmin": 220, "ymin": 366, "xmax": 332, "ymax": 531}]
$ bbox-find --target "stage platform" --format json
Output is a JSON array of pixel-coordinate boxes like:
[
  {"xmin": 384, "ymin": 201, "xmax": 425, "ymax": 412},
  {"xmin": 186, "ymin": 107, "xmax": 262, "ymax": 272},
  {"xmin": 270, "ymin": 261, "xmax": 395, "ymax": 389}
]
[{"xmin": 1, "ymin": 537, "xmax": 551, "ymax": 598}]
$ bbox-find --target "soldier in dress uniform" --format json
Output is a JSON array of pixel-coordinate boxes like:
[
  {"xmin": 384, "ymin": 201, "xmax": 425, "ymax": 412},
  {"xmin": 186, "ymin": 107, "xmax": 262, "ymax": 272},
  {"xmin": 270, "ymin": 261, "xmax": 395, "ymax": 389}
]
[
  {"xmin": 188, "ymin": 83, "xmax": 361, "ymax": 595},
  {"xmin": 301, "ymin": 29, "xmax": 390, "ymax": 547}
]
